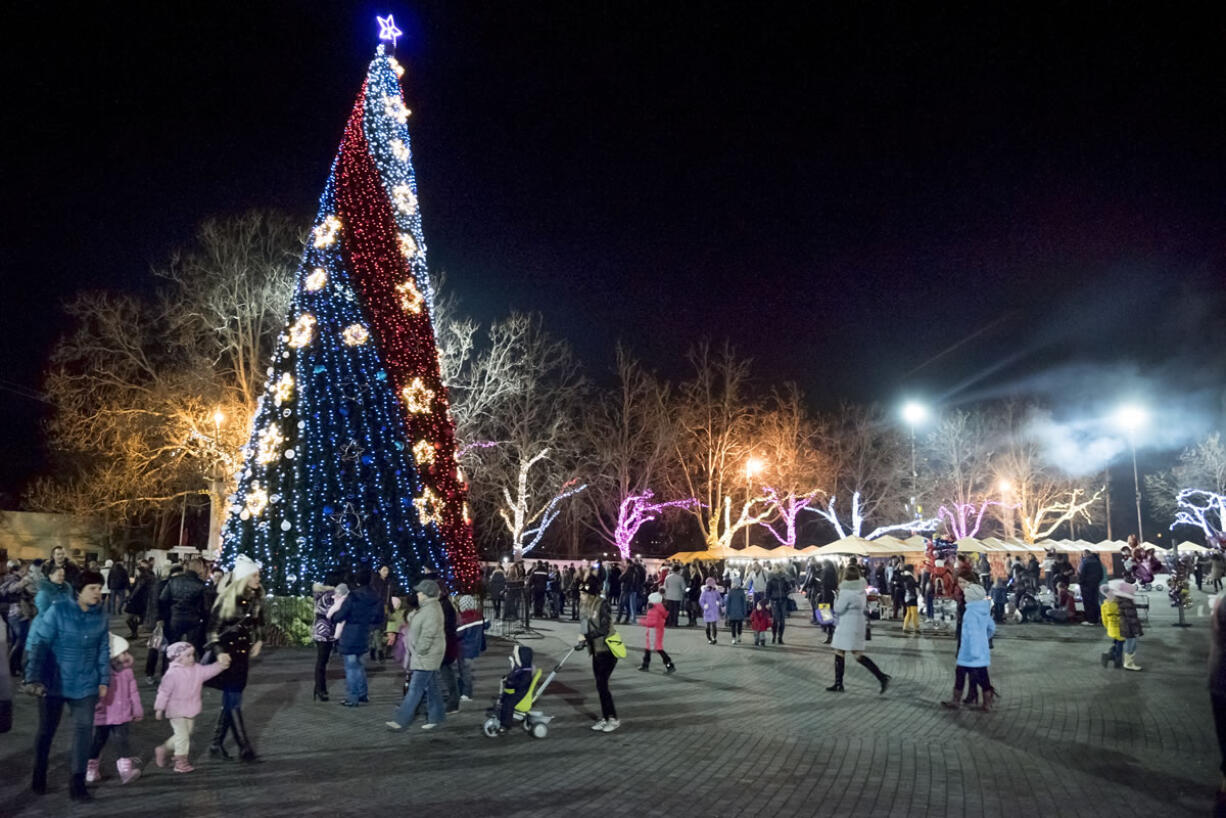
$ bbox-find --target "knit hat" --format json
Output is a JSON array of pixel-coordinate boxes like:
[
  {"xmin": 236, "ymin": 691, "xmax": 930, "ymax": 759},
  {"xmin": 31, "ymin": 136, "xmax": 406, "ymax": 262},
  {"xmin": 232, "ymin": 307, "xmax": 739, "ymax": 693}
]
[
  {"xmin": 962, "ymin": 583, "xmax": 987, "ymax": 603},
  {"xmin": 231, "ymin": 554, "xmax": 261, "ymax": 583},
  {"xmin": 334, "ymin": 583, "xmax": 350, "ymax": 597},
  {"xmin": 414, "ymin": 579, "xmax": 440, "ymax": 598},
  {"xmin": 104, "ymin": 559, "xmax": 114, "ymax": 568},
  {"xmin": 165, "ymin": 642, "xmax": 194, "ymax": 662},
  {"xmin": 705, "ymin": 577, "xmax": 717, "ymax": 588},
  {"xmin": 647, "ymin": 591, "xmax": 663, "ymax": 605},
  {"xmin": 458, "ymin": 595, "xmax": 479, "ymax": 612},
  {"xmin": 109, "ymin": 633, "xmax": 130, "ymax": 659}
]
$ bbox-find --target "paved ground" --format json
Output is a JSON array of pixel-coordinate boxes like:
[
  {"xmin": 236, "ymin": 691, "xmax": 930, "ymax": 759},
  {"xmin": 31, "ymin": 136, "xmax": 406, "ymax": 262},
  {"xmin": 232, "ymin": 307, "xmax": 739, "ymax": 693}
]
[{"xmin": 2, "ymin": 588, "xmax": 1220, "ymax": 817}]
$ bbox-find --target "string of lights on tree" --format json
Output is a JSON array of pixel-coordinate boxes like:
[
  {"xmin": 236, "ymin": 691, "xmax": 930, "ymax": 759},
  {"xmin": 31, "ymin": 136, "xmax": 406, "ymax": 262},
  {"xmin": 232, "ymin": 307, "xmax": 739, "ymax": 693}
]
[{"xmin": 219, "ymin": 20, "xmax": 480, "ymax": 594}]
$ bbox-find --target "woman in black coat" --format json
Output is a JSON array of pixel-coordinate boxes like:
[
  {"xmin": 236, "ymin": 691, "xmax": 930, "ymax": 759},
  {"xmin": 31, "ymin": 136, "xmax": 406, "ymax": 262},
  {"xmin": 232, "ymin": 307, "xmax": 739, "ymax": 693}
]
[{"xmin": 205, "ymin": 556, "xmax": 265, "ymax": 761}]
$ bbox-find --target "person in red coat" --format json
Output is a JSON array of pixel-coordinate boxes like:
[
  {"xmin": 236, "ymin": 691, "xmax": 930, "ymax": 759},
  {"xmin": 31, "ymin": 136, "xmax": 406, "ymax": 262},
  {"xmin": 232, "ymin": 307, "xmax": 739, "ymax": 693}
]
[
  {"xmin": 750, "ymin": 600, "xmax": 773, "ymax": 647},
  {"xmin": 638, "ymin": 592, "xmax": 674, "ymax": 673}
]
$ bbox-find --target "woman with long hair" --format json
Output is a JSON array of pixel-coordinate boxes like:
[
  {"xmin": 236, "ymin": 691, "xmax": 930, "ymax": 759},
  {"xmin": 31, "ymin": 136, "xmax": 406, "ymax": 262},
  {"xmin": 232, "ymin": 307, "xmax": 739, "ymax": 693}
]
[
  {"xmin": 826, "ymin": 563, "xmax": 890, "ymax": 694},
  {"xmin": 204, "ymin": 555, "xmax": 264, "ymax": 761},
  {"xmin": 576, "ymin": 573, "xmax": 620, "ymax": 732}
]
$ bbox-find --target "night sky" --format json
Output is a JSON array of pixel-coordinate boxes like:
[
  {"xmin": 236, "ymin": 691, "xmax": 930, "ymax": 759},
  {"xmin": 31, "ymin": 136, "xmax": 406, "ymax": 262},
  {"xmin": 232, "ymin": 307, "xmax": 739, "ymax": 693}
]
[{"xmin": 3, "ymin": 3, "xmax": 1223, "ymax": 502}]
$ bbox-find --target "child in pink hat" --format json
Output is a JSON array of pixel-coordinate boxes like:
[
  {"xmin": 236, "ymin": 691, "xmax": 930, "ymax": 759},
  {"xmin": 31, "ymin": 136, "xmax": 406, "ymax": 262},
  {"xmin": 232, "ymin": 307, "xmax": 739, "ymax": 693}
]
[
  {"xmin": 87, "ymin": 634, "xmax": 144, "ymax": 785},
  {"xmin": 153, "ymin": 642, "xmax": 230, "ymax": 772}
]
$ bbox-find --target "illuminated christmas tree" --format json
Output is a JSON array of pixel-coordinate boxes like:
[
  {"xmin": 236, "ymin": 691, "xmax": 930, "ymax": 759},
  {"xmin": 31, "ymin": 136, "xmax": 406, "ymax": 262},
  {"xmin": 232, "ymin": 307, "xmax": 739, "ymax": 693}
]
[{"xmin": 219, "ymin": 20, "xmax": 480, "ymax": 594}]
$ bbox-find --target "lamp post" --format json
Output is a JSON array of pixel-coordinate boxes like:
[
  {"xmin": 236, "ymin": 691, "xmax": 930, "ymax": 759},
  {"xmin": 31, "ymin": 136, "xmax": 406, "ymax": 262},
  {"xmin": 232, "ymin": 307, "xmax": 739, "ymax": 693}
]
[
  {"xmin": 901, "ymin": 401, "xmax": 929, "ymax": 518},
  {"xmin": 745, "ymin": 457, "xmax": 765, "ymax": 549},
  {"xmin": 207, "ymin": 409, "xmax": 225, "ymax": 557},
  {"xmin": 1114, "ymin": 405, "xmax": 1146, "ymax": 544}
]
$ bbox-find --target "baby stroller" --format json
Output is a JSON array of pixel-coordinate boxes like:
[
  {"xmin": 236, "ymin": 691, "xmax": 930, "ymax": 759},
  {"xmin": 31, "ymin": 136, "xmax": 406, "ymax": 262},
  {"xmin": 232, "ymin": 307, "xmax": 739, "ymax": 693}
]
[{"xmin": 482, "ymin": 644, "xmax": 575, "ymax": 739}]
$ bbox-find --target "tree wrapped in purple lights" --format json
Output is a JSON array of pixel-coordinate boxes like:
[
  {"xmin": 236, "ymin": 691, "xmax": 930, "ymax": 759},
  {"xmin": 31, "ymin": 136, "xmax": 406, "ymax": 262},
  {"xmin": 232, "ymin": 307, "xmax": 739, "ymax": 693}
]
[
  {"xmin": 760, "ymin": 487, "xmax": 820, "ymax": 548},
  {"xmin": 613, "ymin": 490, "xmax": 700, "ymax": 559},
  {"xmin": 937, "ymin": 499, "xmax": 1016, "ymax": 541}
]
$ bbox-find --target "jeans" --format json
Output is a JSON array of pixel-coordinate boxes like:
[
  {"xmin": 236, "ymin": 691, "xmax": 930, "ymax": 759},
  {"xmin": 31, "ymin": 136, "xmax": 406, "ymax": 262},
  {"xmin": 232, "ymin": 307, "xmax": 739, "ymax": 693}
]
[
  {"xmin": 729, "ymin": 619, "xmax": 743, "ymax": 639},
  {"xmin": 618, "ymin": 591, "xmax": 639, "ymax": 623},
  {"xmin": 440, "ymin": 662, "xmax": 459, "ymax": 710},
  {"xmin": 109, "ymin": 589, "xmax": 128, "ymax": 615},
  {"xmin": 36, "ymin": 694, "xmax": 98, "ymax": 776},
  {"xmin": 222, "ymin": 687, "xmax": 243, "ymax": 711},
  {"xmin": 592, "ymin": 651, "xmax": 617, "ymax": 720},
  {"xmin": 770, "ymin": 599, "xmax": 787, "ymax": 639},
  {"xmin": 457, "ymin": 656, "xmax": 473, "ymax": 698},
  {"xmin": 343, "ymin": 652, "xmax": 368, "ymax": 703},
  {"xmin": 90, "ymin": 723, "xmax": 132, "ymax": 759},
  {"xmin": 1124, "ymin": 636, "xmax": 1137, "ymax": 654},
  {"xmin": 392, "ymin": 669, "xmax": 444, "ymax": 727},
  {"xmin": 7, "ymin": 615, "xmax": 28, "ymax": 676}
]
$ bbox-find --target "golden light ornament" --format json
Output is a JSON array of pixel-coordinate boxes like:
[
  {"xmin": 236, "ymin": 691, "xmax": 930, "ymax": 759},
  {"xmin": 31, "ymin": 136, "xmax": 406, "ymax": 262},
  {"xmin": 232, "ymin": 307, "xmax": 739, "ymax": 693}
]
[
  {"xmin": 256, "ymin": 423, "xmax": 284, "ymax": 465},
  {"xmin": 392, "ymin": 184, "xmax": 417, "ymax": 215},
  {"xmin": 398, "ymin": 232, "xmax": 419, "ymax": 260},
  {"xmin": 390, "ymin": 139, "xmax": 410, "ymax": 162},
  {"xmin": 395, "ymin": 279, "xmax": 423, "ymax": 313},
  {"xmin": 244, "ymin": 483, "xmax": 270, "ymax": 518},
  {"xmin": 305, "ymin": 268, "xmax": 328, "ymax": 291},
  {"xmin": 413, "ymin": 439, "xmax": 436, "ymax": 467},
  {"xmin": 342, "ymin": 323, "xmax": 370, "ymax": 346},
  {"xmin": 313, "ymin": 215, "xmax": 342, "ymax": 248},
  {"xmin": 287, "ymin": 314, "xmax": 317, "ymax": 348},
  {"xmin": 414, "ymin": 487, "xmax": 445, "ymax": 528},
  {"xmin": 383, "ymin": 95, "xmax": 410, "ymax": 124},
  {"xmin": 388, "ymin": 56, "xmax": 405, "ymax": 77},
  {"xmin": 272, "ymin": 372, "xmax": 295, "ymax": 405},
  {"xmin": 463, "ymin": 502, "xmax": 471, "ymax": 524},
  {"xmin": 401, "ymin": 378, "xmax": 434, "ymax": 413}
]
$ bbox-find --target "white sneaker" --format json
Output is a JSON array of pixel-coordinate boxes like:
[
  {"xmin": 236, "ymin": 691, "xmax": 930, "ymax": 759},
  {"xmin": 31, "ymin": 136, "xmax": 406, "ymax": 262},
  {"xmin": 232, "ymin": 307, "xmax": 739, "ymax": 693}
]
[
  {"xmin": 460, "ymin": 694, "xmax": 471, "ymax": 701},
  {"xmin": 385, "ymin": 721, "xmax": 404, "ymax": 732},
  {"xmin": 421, "ymin": 722, "xmax": 438, "ymax": 730},
  {"xmin": 591, "ymin": 719, "xmax": 608, "ymax": 731},
  {"xmin": 601, "ymin": 718, "xmax": 621, "ymax": 732}
]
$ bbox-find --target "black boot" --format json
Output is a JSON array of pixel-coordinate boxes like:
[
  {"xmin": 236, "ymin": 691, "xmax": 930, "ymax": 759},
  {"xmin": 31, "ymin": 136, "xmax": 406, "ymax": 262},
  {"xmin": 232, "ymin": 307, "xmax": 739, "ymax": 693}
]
[
  {"xmin": 31, "ymin": 763, "xmax": 47, "ymax": 795},
  {"xmin": 209, "ymin": 709, "xmax": 233, "ymax": 760},
  {"xmin": 777, "ymin": 622, "xmax": 784, "ymax": 644},
  {"xmin": 229, "ymin": 708, "xmax": 259, "ymax": 762},
  {"xmin": 826, "ymin": 654, "xmax": 845, "ymax": 691},
  {"xmin": 639, "ymin": 651, "xmax": 651, "ymax": 671},
  {"xmin": 823, "ymin": 627, "xmax": 833, "ymax": 644},
  {"xmin": 659, "ymin": 650, "xmax": 675, "ymax": 674},
  {"xmin": 69, "ymin": 773, "xmax": 92, "ymax": 802},
  {"xmin": 857, "ymin": 655, "xmax": 891, "ymax": 694}
]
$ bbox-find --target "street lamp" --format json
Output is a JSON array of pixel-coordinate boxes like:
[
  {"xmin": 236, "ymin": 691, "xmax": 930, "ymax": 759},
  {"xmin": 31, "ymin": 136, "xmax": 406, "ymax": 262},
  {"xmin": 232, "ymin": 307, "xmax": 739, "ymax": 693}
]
[
  {"xmin": 1114, "ymin": 404, "xmax": 1147, "ymax": 544},
  {"xmin": 207, "ymin": 409, "xmax": 226, "ymax": 557},
  {"xmin": 901, "ymin": 401, "xmax": 929, "ymax": 517},
  {"xmin": 745, "ymin": 457, "xmax": 765, "ymax": 548}
]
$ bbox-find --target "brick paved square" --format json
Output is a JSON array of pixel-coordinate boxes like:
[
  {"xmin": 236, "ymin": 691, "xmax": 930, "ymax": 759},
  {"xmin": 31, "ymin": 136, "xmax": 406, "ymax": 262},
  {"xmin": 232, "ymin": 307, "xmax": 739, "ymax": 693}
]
[{"xmin": 2, "ymin": 591, "xmax": 1219, "ymax": 817}]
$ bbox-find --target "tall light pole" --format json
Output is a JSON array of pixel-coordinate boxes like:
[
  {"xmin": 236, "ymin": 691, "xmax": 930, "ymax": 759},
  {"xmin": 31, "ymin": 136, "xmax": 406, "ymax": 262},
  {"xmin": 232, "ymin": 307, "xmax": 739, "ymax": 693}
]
[
  {"xmin": 207, "ymin": 409, "xmax": 225, "ymax": 557},
  {"xmin": 901, "ymin": 401, "xmax": 929, "ymax": 519},
  {"xmin": 745, "ymin": 457, "xmax": 765, "ymax": 549},
  {"xmin": 1114, "ymin": 405, "xmax": 1147, "ymax": 544}
]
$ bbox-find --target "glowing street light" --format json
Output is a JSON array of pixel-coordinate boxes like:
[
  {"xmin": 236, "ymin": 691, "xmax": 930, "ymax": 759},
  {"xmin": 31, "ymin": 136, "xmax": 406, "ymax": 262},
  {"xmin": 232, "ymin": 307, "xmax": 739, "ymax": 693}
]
[
  {"xmin": 745, "ymin": 456, "xmax": 766, "ymax": 548},
  {"xmin": 1114, "ymin": 404, "xmax": 1148, "ymax": 544},
  {"xmin": 900, "ymin": 401, "xmax": 930, "ymax": 518}
]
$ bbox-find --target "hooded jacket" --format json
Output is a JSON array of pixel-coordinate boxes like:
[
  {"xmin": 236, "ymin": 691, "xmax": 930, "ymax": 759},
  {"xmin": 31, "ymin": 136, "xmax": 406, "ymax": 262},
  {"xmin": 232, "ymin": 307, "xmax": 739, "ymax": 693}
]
[
  {"xmin": 155, "ymin": 659, "xmax": 226, "ymax": 719},
  {"xmin": 95, "ymin": 665, "xmax": 144, "ymax": 725},
  {"xmin": 956, "ymin": 599, "xmax": 995, "ymax": 667},
  {"xmin": 331, "ymin": 585, "xmax": 384, "ymax": 656},
  {"xmin": 699, "ymin": 587, "xmax": 723, "ymax": 623},
  {"xmin": 408, "ymin": 596, "xmax": 445, "ymax": 671},
  {"xmin": 830, "ymin": 578, "xmax": 867, "ymax": 652},
  {"xmin": 724, "ymin": 587, "xmax": 748, "ymax": 620},
  {"xmin": 24, "ymin": 596, "xmax": 111, "ymax": 699}
]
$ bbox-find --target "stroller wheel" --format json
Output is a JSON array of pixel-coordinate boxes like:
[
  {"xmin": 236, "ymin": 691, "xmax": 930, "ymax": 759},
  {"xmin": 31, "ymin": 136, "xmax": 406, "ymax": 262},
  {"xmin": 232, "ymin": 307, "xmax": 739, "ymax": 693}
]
[
  {"xmin": 482, "ymin": 717, "xmax": 501, "ymax": 738},
  {"xmin": 522, "ymin": 719, "xmax": 534, "ymax": 733},
  {"xmin": 532, "ymin": 723, "xmax": 548, "ymax": 739}
]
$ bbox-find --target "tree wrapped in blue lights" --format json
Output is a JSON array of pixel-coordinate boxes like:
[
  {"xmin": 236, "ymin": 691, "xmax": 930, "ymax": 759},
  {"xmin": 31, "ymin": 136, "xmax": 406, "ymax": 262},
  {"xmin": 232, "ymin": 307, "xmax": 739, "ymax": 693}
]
[{"xmin": 219, "ymin": 40, "xmax": 480, "ymax": 595}]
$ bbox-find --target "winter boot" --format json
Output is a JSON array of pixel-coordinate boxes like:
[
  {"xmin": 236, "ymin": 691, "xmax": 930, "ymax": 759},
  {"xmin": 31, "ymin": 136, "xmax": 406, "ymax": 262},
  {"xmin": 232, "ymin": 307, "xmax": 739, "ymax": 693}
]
[
  {"xmin": 979, "ymin": 687, "xmax": 999, "ymax": 712},
  {"xmin": 639, "ymin": 650, "xmax": 651, "ymax": 671},
  {"xmin": 230, "ymin": 708, "xmax": 259, "ymax": 761},
  {"xmin": 1100, "ymin": 651, "xmax": 1112, "ymax": 669},
  {"xmin": 69, "ymin": 773, "xmax": 93, "ymax": 802},
  {"xmin": 857, "ymin": 655, "xmax": 891, "ymax": 694},
  {"xmin": 31, "ymin": 762, "xmax": 48, "ymax": 795},
  {"xmin": 116, "ymin": 757, "xmax": 142, "ymax": 784},
  {"xmin": 208, "ymin": 709, "xmax": 233, "ymax": 760},
  {"xmin": 154, "ymin": 744, "xmax": 169, "ymax": 768},
  {"xmin": 826, "ymin": 654, "xmax": 845, "ymax": 692},
  {"xmin": 1123, "ymin": 653, "xmax": 1143, "ymax": 672},
  {"xmin": 173, "ymin": 756, "xmax": 195, "ymax": 773},
  {"xmin": 823, "ymin": 627, "xmax": 833, "ymax": 644},
  {"xmin": 86, "ymin": 758, "xmax": 102, "ymax": 783},
  {"xmin": 940, "ymin": 687, "xmax": 962, "ymax": 709}
]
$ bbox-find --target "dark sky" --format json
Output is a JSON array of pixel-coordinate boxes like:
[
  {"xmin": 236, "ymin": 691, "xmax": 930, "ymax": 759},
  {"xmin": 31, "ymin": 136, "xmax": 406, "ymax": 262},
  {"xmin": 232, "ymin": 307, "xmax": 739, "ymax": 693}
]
[{"xmin": 3, "ymin": 2, "xmax": 1224, "ymax": 501}]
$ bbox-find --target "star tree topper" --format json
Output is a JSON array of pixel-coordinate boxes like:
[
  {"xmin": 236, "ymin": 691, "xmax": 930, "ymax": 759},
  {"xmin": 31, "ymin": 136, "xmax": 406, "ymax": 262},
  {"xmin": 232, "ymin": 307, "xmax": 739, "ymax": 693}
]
[{"xmin": 377, "ymin": 14, "xmax": 403, "ymax": 49}]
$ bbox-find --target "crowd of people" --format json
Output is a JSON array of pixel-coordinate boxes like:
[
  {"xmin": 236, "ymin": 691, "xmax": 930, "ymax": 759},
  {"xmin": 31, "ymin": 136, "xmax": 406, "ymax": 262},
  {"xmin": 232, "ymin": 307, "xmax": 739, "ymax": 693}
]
[{"xmin": 2, "ymin": 538, "xmax": 1225, "ymax": 803}]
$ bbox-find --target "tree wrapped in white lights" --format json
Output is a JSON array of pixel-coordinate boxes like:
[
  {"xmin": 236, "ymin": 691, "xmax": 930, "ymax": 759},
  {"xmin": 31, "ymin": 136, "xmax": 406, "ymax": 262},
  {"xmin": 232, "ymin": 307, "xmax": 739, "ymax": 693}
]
[{"xmin": 1171, "ymin": 489, "xmax": 1225, "ymax": 545}]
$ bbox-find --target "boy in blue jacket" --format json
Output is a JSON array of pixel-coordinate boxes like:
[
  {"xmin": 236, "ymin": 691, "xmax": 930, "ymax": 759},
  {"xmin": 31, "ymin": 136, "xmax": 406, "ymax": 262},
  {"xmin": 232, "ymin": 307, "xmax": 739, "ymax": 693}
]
[{"xmin": 941, "ymin": 582, "xmax": 998, "ymax": 711}]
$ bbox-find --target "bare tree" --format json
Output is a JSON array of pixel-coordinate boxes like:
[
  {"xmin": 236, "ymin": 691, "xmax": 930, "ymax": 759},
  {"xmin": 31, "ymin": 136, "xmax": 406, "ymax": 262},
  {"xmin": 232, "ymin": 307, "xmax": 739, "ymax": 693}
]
[
  {"xmin": 663, "ymin": 341, "xmax": 771, "ymax": 551},
  {"xmin": 921, "ymin": 409, "xmax": 1008, "ymax": 539},
  {"xmin": 29, "ymin": 211, "xmax": 300, "ymax": 551},
  {"xmin": 756, "ymin": 385, "xmax": 829, "ymax": 547}
]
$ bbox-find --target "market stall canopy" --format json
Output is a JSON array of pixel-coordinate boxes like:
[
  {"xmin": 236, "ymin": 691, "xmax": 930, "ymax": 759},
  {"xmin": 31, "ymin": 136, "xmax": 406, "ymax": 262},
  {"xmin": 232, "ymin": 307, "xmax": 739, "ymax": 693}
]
[
  {"xmin": 902, "ymin": 535, "xmax": 928, "ymax": 548},
  {"xmin": 815, "ymin": 537, "xmax": 877, "ymax": 557},
  {"xmin": 1175, "ymin": 541, "xmax": 1211, "ymax": 553}
]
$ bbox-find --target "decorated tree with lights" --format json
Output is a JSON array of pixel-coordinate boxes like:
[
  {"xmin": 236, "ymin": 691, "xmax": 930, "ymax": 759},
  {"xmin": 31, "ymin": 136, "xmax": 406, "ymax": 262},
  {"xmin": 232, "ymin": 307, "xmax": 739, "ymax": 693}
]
[{"xmin": 219, "ymin": 23, "xmax": 480, "ymax": 594}]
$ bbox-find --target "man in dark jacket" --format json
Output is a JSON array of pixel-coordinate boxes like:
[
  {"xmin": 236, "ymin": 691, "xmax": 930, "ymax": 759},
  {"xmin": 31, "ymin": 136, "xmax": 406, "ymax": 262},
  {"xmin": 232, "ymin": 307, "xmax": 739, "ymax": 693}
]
[
  {"xmin": 106, "ymin": 559, "xmax": 130, "ymax": 615},
  {"xmin": 766, "ymin": 567, "xmax": 792, "ymax": 644},
  {"xmin": 330, "ymin": 567, "xmax": 384, "ymax": 707},
  {"xmin": 24, "ymin": 570, "xmax": 109, "ymax": 801},
  {"xmin": 48, "ymin": 545, "xmax": 80, "ymax": 591},
  {"xmin": 1077, "ymin": 551, "xmax": 1105, "ymax": 625},
  {"xmin": 530, "ymin": 562, "xmax": 549, "ymax": 618},
  {"xmin": 159, "ymin": 558, "xmax": 209, "ymax": 652}
]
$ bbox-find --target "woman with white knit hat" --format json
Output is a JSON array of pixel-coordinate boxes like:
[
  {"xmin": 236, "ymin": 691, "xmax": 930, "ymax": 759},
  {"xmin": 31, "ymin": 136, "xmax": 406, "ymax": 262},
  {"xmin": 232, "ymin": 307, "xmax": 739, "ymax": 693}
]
[{"xmin": 204, "ymin": 555, "xmax": 265, "ymax": 761}]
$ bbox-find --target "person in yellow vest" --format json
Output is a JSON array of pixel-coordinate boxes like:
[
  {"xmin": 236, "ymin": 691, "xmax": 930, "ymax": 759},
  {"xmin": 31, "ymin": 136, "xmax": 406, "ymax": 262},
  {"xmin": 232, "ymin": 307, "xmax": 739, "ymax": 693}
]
[{"xmin": 1099, "ymin": 583, "xmax": 1123, "ymax": 669}]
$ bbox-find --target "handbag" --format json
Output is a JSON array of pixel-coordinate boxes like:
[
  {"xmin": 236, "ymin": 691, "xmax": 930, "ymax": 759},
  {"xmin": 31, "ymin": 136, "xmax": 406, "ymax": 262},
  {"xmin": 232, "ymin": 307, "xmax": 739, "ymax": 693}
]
[
  {"xmin": 604, "ymin": 630, "xmax": 627, "ymax": 659},
  {"xmin": 815, "ymin": 604, "xmax": 834, "ymax": 626},
  {"xmin": 147, "ymin": 622, "xmax": 165, "ymax": 652}
]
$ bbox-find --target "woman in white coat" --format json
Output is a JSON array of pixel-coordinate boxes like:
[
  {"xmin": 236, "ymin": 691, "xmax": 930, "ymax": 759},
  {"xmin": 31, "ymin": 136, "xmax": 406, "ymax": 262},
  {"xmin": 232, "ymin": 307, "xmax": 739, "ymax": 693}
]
[{"xmin": 827, "ymin": 564, "xmax": 891, "ymax": 694}]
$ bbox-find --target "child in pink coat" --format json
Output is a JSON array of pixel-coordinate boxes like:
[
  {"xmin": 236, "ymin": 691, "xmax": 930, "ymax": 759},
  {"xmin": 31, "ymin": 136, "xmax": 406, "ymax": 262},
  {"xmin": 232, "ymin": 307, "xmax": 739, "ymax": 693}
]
[
  {"xmin": 638, "ymin": 592, "xmax": 675, "ymax": 673},
  {"xmin": 88, "ymin": 634, "xmax": 145, "ymax": 785},
  {"xmin": 153, "ymin": 642, "xmax": 230, "ymax": 773}
]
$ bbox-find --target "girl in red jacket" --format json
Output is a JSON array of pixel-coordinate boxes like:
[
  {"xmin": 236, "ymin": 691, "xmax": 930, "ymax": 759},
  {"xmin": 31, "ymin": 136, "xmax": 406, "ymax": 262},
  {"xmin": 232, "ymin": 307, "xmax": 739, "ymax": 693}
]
[
  {"xmin": 638, "ymin": 592, "xmax": 675, "ymax": 673},
  {"xmin": 750, "ymin": 600, "xmax": 773, "ymax": 647}
]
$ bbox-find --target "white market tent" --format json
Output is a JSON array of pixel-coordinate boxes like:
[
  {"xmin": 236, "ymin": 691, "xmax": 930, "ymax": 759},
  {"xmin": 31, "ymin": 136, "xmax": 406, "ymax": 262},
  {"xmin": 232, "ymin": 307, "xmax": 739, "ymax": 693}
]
[
  {"xmin": 1175, "ymin": 541, "xmax": 1211, "ymax": 553},
  {"xmin": 814, "ymin": 537, "xmax": 877, "ymax": 557}
]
